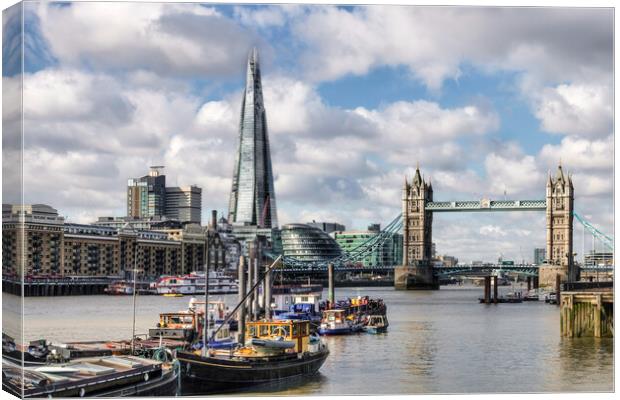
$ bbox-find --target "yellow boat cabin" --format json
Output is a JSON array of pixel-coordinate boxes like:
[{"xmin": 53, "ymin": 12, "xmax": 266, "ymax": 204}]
[{"xmin": 246, "ymin": 320, "xmax": 311, "ymax": 353}]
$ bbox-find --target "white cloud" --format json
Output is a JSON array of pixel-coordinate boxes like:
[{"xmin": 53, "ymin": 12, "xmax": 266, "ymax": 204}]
[
  {"xmin": 534, "ymin": 83, "xmax": 613, "ymax": 137},
  {"xmin": 35, "ymin": 2, "xmax": 260, "ymax": 78},
  {"xmin": 233, "ymin": 6, "xmax": 287, "ymax": 28},
  {"xmin": 538, "ymin": 135, "xmax": 613, "ymax": 172},
  {"xmin": 290, "ymin": 7, "xmax": 612, "ymax": 90},
  {"xmin": 353, "ymin": 100, "xmax": 499, "ymax": 146},
  {"xmin": 480, "ymin": 225, "xmax": 507, "ymax": 237},
  {"xmin": 484, "ymin": 153, "xmax": 544, "ymax": 197}
]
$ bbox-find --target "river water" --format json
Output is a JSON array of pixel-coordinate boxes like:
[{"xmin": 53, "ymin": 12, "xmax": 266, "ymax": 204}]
[{"xmin": 3, "ymin": 285, "xmax": 613, "ymax": 394}]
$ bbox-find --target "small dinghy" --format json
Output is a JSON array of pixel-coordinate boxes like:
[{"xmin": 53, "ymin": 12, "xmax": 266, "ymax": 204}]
[{"xmin": 363, "ymin": 315, "xmax": 389, "ymax": 334}]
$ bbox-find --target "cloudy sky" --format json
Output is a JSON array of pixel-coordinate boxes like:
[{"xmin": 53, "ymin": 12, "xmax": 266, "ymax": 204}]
[{"xmin": 2, "ymin": 3, "xmax": 614, "ymax": 263}]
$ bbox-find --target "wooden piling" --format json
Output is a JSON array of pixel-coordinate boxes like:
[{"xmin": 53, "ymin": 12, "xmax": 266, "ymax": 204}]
[
  {"xmin": 328, "ymin": 263, "xmax": 335, "ymax": 309},
  {"xmin": 238, "ymin": 256, "xmax": 247, "ymax": 345},
  {"xmin": 555, "ymin": 274, "xmax": 561, "ymax": 307},
  {"xmin": 560, "ymin": 291, "xmax": 613, "ymax": 338},
  {"xmin": 264, "ymin": 264, "xmax": 272, "ymax": 320}
]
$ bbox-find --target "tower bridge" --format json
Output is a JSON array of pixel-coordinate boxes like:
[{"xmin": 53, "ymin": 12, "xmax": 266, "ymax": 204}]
[
  {"xmin": 398, "ymin": 163, "xmax": 575, "ymax": 289},
  {"xmin": 280, "ymin": 163, "xmax": 612, "ymax": 289}
]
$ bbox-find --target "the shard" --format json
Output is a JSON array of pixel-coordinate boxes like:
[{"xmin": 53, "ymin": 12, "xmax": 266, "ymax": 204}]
[{"xmin": 228, "ymin": 48, "xmax": 278, "ymax": 229}]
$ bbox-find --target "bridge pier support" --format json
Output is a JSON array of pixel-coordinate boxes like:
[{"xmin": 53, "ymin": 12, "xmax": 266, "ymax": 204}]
[
  {"xmin": 394, "ymin": 262, "xmax": 439, "ymax": 290},
  {"xmin": 493, "ymin": 276, "xmax": 498, "ymax": 304},
  {"xmin": 483, "ymin": 276, "xmax": 490, "ymax": 304},
  {"xmin": 527, "ymin": 277, "xmax": 532, "ymax": 291}
]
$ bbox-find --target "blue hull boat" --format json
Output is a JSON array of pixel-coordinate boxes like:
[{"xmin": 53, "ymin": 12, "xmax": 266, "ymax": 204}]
[{"xmin": 318, "ymin": 326, "xmax": 361, "ymax": 335}]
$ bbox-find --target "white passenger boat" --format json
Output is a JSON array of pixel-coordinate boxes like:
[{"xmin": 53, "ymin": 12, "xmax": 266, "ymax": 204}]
[{"xmin": 154, "ymin": 270, "xmax": 238, "ymax": 295}]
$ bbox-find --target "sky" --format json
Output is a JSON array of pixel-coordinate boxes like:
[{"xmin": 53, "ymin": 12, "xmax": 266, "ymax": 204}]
[{"xmin": 2, "ymin": 2, "xmax": 614, "ymax": 263}]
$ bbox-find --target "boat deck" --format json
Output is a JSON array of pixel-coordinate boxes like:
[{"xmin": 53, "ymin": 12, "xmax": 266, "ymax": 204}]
[{"xmin": 3, "ymin": 355, "xmax": 175, "ymax": 398}]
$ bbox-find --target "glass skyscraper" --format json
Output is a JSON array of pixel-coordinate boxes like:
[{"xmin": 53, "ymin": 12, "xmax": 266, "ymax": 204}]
[{"xmin": 228, "ymin": 48, "xmax": 278, "ymax": 229}]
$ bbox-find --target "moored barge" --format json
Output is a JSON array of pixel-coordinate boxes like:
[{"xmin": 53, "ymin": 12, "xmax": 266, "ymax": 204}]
[
  {"xmin": 178, "ymin": 319, "xmax": 329, "ymax": 394},
  {"xmin": 2, "ymin": 355, "xmax": 179, "ymax": 397}
]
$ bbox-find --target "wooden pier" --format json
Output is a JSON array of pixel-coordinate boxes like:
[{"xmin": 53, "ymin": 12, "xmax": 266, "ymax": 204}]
[{"xmin": 560, "ymin": 290, "xmax": 613, "ymax": 338}]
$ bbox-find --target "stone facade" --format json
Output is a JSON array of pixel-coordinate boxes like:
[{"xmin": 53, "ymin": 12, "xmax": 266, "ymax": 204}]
[
  {"xmin": 402, "ymin": 166, "xmax": 433, "ymax": 266},
  {"xmin": 541, "ymin": 164, "xmax": 576, "ymax": 285}
]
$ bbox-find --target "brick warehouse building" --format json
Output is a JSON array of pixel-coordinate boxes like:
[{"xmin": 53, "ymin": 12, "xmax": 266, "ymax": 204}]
[{"xmin": 2, "ymin": 204, "xmax": 229, "ymax": 280}]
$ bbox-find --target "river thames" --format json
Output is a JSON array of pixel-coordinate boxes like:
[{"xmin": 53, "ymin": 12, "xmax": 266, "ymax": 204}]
[{"xmin": 3, "ymin": 285, "xmax": 613, "ymax": 394}]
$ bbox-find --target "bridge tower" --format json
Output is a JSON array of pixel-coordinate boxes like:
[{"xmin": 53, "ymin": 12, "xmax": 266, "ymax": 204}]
[
  {"xmin": 402, "ymin": 167, "xmax": 433, "ymax": 265},
  {"xmin": 396, "ymin": 166, "xmax": 438, "ymax": 290},
  {"xmin": 541, "ymin": 164, "xmax": 576, "ymax": 285}
]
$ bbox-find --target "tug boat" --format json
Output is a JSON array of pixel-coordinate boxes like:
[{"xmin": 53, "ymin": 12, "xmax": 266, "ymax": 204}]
[
  {"xmin": 318, "ymin": 309, "xmax": 363, "ymax": 335},
  {"xmin": 362, "ymin": 315, "xmax": 389, "ymax": 334},
  {"xmin": 178, "ymin": 319, "xmax": 329, "ymax": 394}
]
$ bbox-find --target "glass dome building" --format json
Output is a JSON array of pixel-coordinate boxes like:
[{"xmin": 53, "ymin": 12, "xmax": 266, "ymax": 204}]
[{"xmin": 281, "ymin": 224, "xmax": 342, "ymax": 263}]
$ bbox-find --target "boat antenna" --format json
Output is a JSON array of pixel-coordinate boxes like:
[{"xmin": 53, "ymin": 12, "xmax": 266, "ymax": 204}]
[{"xmin": 210, "ymin": 255, "xmax": 283, "ymax": 341}]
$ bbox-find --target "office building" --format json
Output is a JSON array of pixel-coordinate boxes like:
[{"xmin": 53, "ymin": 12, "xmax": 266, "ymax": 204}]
[
  {"xmin": 436, "ymin": 255, "xmax": 459, "ymax": 267},
  {"xmin": 165, "ymin": 185, "xmax": 202, "ymax": 224},
  {"xmin": 333, "ymin": 230, "xmax": 403, "ymax": 267},
  {"xmin": 127, "ymin": 166, "xmax": 166, "ymax": 218},
  {"xmin": 534, "ymin": 248, "xmax": 546, "ymax": 265},
  {"xmin": 281, "ymin": 224, "xmax": 341, "ymax": 263},
  {"xmin": 228, "ymin": 48, "xmax": 278, "ymax": 229},
  {"xmin": 127, "ymin": 166, "xmax": 202, "ymax": 224},
  {"xmin": 307, "ymin": 221, "xmax": 346, "ymax": 234},
  {"xmin": 584, "ymin": 251, "xmax": 613, "ymax": 267}
]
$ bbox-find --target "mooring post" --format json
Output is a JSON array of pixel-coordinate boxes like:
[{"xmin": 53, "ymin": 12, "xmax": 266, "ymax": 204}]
[
  {"xmin": 237, "ymin": 256, "xmax": 246, "ymax": 345},
  {"xmin": 246, "ymin": 249, "xmax": 254, "ymax": 316},
  {"xmin": 493, "ymin": 276, "xmax": 498, "ymax": 304},
  {"xmin": 328, "ymin": 263, "xmax": 335, "ymax": 309},
  {"xmin": 555, "ymin": 274, "xmax": 561, "ymax": 307},
  {"xmin": 264, "ymin": 263, "xmax": 272, "ymax": 320},
  {"xmin": 484, "ymin": 276, "xmax": 491, "ymax": 304},
  {"xmin": 252, "ymin": 256, "xmax": 259, "ymax": 321},
  {"xmin": 594, "ymin": 294, "xmax": 602, "ymax": 338}
]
